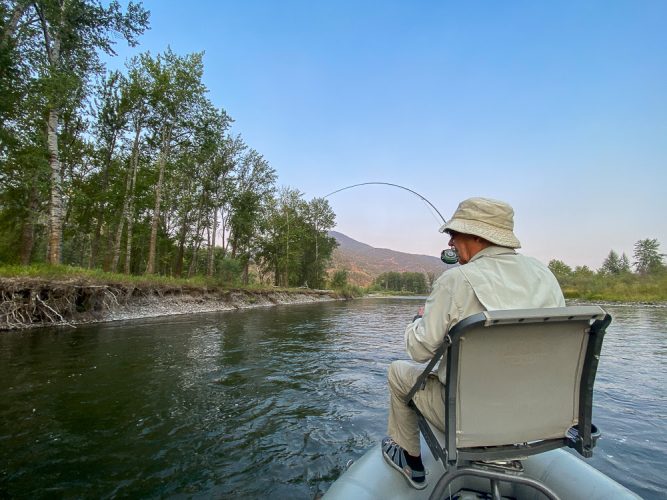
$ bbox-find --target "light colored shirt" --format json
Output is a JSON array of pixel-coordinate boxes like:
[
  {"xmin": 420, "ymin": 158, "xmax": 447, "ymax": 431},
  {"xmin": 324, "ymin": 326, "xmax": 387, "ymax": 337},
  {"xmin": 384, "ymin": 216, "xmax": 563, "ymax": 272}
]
[{"xmin": 404, "ymin": 245, "xmax": 565, "ymax": 383}]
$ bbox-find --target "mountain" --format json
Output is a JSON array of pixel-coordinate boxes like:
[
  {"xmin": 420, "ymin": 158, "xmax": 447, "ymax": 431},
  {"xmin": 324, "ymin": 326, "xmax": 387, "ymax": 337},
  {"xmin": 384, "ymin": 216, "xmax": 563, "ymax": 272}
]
[{"xmin": 328, "ymin": 231, "xmax": 448, "ymax": 286}]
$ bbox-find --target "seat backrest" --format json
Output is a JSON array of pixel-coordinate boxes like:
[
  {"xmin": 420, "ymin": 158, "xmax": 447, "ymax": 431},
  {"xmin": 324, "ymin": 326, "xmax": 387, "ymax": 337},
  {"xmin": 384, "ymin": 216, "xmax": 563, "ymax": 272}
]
[{"xmin": 444, "ymin": 306, "xmax": 609, "ymax": 452}]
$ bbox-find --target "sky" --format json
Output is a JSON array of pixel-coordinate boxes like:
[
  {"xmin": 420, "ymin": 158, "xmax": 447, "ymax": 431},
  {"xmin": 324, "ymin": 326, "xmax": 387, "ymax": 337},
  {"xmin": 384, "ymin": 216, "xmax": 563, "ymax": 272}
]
[{"xmin": 106, "ymin": 0, "xmax": 667, "ymax": 269}]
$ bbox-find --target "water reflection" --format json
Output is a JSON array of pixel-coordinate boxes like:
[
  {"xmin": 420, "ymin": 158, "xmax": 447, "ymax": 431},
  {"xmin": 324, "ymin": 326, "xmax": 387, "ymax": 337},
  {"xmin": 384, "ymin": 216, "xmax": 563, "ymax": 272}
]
[{"xmin": 0, "ymin": 299, "xmax": 664, "ymax": 499}]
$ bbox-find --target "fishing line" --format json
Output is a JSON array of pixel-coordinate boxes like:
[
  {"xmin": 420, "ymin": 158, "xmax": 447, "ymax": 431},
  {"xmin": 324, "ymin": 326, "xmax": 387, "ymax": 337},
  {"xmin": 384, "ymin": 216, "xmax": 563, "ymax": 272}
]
[
  {"xmin": 324, "ymin": 181, "xmax": 447, "ymax": 225},
  {"xmin": 323, "ymin": 181, "xmax": 459, "ymax": 264}
]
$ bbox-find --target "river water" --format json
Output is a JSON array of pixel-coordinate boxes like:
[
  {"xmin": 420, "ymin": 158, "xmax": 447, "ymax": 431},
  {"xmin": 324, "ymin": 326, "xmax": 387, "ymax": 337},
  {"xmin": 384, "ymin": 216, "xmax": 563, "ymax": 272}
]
[{"xmin": 0, "ymin": 299, "xmax": 665, "ymax": 499}]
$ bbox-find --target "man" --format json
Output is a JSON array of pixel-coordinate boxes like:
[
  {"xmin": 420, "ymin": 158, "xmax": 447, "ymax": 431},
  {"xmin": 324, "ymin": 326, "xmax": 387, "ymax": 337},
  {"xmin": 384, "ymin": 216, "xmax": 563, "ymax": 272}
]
[{"xmin": 381, "ymin": 197, "xmax": 565, "ymax": 489}]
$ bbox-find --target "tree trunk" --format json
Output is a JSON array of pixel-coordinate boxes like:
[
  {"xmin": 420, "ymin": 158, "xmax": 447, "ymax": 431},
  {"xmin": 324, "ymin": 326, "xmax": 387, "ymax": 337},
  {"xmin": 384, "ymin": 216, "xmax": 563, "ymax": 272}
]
[
  {"xmin": 242, "ymin": 259, "xmax": 249, "ymax": 285},
  {"xmin": 315, "ymin": 226, "xmax": 319, "ymax": 287},
  {"xmin": 40, "ymin": 1, "xmax": 67, "ymax": 265},
  {"xmin": 46, "ymin": 107, "xmax": 63, "ymax": 264},
  {"xmin": 187, "ymin": 233, "xmax": 202, "ymax": 278},
  {"xmin": 174, "ymin": 176, "xmax": 194, "ymax": 277},
  {"xmin": 207, "ymin": 206, "xmax": 217, "ymax": 277},
  {"xmin": 110, "ymin": 168, "xmax": 131, "ymax": 272},
  {"xmin": 92, "ymin": 117, "xmax": 120, "ymax": 270},
  {"xmin": 124, "ymin": 210, "xmax": 134, "ymax": 274},
  {"xmin": 174, "ymin": 221, "xmax": 188, "ymax": 277},
  {"xmin": 145, "ymin": 126, "xmax": 171, "ymax": 274},
  {"xmin": 123, "ymin": 124, "xmax": 141, "ymax": 274},
  {"xmin": 19, "ymin": 187, "xmax": 39, "ymax": 265},
  {"xmin": 0, "ymin": 1, "xmax": 30, "ymax": 49}
]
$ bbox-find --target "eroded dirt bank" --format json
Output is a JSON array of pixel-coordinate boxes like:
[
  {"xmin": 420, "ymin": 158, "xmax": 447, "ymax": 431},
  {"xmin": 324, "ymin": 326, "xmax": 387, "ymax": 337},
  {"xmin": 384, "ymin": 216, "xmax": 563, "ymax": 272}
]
[{"xmin": 0, "ymin": 278, "xmax": 339, "ymax": 331}]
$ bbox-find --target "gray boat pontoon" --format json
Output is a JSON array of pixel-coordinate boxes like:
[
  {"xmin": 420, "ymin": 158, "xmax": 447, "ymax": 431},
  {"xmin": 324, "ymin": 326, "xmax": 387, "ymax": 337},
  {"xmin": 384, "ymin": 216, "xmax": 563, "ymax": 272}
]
[{"xmin": 324, "ymin": 306, "xmax": 640, "ymax": 499}]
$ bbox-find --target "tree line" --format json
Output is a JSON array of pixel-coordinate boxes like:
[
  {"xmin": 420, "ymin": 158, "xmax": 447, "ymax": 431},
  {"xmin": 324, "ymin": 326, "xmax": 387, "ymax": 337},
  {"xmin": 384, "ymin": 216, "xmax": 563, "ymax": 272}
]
[
  {"xmin": 370, "ymin": 271, "xmax": 431, "ymax": 294},
  {"xmin": 356, "ymin": 239, "xmax": 666, "ymax": 300},
  {"xmin": 0, "ymin": 1, "xmax": 337, "ymax": 288},
  {"xmin": 548, "ymin": 238, "xmax": 666, "ymax": 301}
]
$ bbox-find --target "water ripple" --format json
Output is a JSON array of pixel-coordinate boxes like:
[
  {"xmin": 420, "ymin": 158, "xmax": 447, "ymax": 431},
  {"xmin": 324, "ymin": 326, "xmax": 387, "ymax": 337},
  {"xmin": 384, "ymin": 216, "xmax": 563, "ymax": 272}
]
[{"xmin": 0, "ymin": 300, "xmax": 664, "ymax": 499}]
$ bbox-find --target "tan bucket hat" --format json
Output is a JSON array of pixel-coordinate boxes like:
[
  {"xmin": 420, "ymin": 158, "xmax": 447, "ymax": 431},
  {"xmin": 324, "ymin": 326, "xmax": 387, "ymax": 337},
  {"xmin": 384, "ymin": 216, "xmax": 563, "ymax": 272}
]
[{"xmin": 439, "ymin": 197, "xmax": 521, "ymax": 249}]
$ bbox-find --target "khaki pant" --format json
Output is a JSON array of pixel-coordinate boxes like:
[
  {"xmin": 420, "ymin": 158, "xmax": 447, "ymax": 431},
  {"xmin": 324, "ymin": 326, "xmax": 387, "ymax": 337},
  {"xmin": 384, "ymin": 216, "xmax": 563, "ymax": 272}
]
[{"xmin": 387, "ymin": 359, "xmax": 446, "ymax": 457}]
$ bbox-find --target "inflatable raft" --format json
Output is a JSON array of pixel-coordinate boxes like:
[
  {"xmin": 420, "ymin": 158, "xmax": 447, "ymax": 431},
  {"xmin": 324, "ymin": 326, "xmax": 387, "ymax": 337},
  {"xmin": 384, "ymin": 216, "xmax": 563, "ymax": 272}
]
[
  {"xmin": 324, "ymin": 431, "xmax": 640, "ymax": 499},
  {"xmin": 325, "ymin": 307, "xmax": 641, "ymax": 500}
]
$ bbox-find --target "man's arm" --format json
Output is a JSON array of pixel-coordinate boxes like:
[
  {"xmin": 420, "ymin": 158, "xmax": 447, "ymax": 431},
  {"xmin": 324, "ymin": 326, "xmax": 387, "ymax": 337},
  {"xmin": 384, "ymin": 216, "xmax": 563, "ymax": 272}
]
[{"xmin": 404, "ymin": 273, "xmax": 464, "ymax": 362}]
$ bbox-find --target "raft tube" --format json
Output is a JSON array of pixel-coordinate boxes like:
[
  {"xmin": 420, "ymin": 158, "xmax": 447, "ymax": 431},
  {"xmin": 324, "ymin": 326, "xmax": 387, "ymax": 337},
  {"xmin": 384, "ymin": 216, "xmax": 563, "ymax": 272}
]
[{"xmin": 323, "ymin": 434, "xmax": 640, "ymax": 499}]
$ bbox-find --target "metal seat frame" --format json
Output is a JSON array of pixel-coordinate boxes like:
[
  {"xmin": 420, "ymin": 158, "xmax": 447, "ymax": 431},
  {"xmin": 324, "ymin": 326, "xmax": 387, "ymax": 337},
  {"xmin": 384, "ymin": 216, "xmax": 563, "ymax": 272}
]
[{"xmin": 404, "ymin": 306, "xmax": 612, "ymax": 500}]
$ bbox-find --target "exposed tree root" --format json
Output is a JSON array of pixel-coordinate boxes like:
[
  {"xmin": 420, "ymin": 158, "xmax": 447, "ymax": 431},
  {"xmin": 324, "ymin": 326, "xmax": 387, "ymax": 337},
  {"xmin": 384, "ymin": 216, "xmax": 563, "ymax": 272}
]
[
  {"xmin": 0, "ymin": 281, "xmax": 137, "ymax": 330},
  {"xmin": 0, "ymin": 279, "xmax": 339, "ymax": 331}
]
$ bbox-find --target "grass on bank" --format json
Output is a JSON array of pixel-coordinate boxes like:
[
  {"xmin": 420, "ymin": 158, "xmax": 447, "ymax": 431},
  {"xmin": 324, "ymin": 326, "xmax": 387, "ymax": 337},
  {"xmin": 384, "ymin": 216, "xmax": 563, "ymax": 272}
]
[
  {"xmin": 3, "ymin": 265, "xmax": 664, "ymax": 303},
  {"xmin": 0, "ymin": 263, "xmax": 225, "ymax": 288},
  {"xmin": 0, "ymin": 264, "xmax": 296, "ymax": 293},
  {"xmin": 559, "ymin": 273, "xmax": 667, "ymax": 303},
  {"xmin": 0, "ymin": 264, "xmax": 363, "ymax": 297}
]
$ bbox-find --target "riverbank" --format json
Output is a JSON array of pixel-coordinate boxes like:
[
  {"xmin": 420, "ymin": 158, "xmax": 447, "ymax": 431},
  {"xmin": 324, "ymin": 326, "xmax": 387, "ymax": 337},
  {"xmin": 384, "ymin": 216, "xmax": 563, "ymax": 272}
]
[{"xmin": 0, "ymin": 277, "xmax": 340, "ymax": 331}]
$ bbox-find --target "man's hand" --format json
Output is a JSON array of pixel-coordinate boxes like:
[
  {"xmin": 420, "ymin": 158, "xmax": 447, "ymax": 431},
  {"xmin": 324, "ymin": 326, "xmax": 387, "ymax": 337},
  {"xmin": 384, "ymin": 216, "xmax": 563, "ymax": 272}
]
[{"xmin": 413, "ymin": 306, "xmax": 425, "ymax": 322}]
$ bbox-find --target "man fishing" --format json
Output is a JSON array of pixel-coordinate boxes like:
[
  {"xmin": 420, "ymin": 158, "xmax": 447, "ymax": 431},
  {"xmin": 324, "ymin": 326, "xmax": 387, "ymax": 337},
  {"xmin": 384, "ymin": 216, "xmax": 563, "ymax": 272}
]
[{"xmin": 381, "ymin": 197, "xmax": 565, "ymax": 489}]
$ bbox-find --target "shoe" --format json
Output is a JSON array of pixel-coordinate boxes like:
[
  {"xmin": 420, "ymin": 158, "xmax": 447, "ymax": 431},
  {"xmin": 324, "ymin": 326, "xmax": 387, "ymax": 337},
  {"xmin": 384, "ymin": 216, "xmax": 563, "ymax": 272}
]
[{"xmin": 381, "ymin": 437, "xmax": 427, "ymax": 489}]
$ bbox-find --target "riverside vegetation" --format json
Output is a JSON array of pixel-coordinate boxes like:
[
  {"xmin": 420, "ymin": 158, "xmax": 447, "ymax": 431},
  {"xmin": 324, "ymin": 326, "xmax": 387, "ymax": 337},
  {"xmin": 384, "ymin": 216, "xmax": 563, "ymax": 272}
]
[
  {"xmin": 0, "ymin": 264, "xmax": 356, "ymax": 331},
  {"xmin": 1, "ymin": 1, "xmax": 341, "ymax": 291},
  {"xmin": 362, "ymin": 239, "xmax": 667, "ymax": 304},
  {"xmin": 547, "ymin": 239, "xmax": 667, "ymax": 302}
]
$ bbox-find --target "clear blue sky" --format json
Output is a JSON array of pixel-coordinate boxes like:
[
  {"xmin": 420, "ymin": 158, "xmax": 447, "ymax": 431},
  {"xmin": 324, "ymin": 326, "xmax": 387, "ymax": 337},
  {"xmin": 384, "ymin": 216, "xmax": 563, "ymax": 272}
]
[{"xmin": 108, "ymin": 0, "xmax": 667, "ymax": 269}]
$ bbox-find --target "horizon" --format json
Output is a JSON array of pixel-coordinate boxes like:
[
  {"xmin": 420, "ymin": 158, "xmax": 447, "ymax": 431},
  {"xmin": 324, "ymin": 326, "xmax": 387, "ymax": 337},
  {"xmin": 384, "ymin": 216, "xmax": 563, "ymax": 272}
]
[{"xmin": 105, "ymin": 1, "xmax": 666, "ymax": 269}]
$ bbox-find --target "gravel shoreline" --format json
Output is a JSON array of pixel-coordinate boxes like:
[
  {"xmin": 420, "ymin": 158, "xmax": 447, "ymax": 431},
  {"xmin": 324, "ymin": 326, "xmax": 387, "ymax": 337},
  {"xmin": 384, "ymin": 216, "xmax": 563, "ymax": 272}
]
[
  {"xmin": 0, "ymin": 280, "xmax": 340, "ymax": 331},
  {"xmin": 104, "ymin": 290, "xmax": 339, "ymax": 323}
]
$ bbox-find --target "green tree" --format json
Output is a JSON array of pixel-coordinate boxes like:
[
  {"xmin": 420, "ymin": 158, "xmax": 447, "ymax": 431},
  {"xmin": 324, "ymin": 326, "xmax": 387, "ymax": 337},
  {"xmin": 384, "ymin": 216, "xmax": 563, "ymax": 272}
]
[
  {"xmin": 29, "ymin": 0, "xmax": 148, "ymax": 264},
  {"xmin": 87, "ymin": 69, "xmax": 128, "ymax": 269},
  {"xmin": 141, "ymin": 49, "xmax": 207, "ymax": 274},
  {"xmin": 548, "ymin": 259, "xmax": 573, "ymax": 282},
  {"xmin": 331, "ymin": 269, "xmax": 348, "ymax": 289},
  {"xmin": 633, "ymin": 238, "xmax": 664, "ymax": 275},
  {"xmin": 373, "ymin": 271, "xmax": 428, "ymax": 293},
  {"xmin": 205, "ymin": 133, "xmax": 243, "ymax": 277},
  {"xmin": 256, "ymin": 188, "xmax": 337, "ymax": 288},
  {"xmin": 302, "ymin": 197, "xmax": 336, "ymax": 289},
  {"xmin": 600, "ymin": 250, "xmax": 621, "ymax": 275}
]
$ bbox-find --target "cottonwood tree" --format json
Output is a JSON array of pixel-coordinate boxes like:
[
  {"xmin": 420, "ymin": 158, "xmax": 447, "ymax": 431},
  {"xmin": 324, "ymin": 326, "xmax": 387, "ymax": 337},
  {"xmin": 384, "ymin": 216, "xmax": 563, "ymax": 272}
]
[
  {"xmin": 87, "ymin": 70, "xmax": 127, "ymax": 268},
  {"xmin": 112, "ymin": 57, "xmax": 150, "ymax": 273},
  {"xmin": 227, "ymin": 148, "xmax": 276, "ymax": 283},
  {"xmin": 302, "ymin": 197, "xmax": 336, "ymax": 289},
  {"xmin": 26, "ymin": 0, "xmax": 147, "ymax": 264},
  {"xmin": 0, "ymin": 1, "xmax": 50, "ymax": 263},
  {"xmin": 633, "ymin": 238, "xmax": 664, "ymax": 275},
  {"xmin": 548, "ymin": 259, "xmax": 573, "ymax": 282},
  {"xmin": 257, "ymin": 188, "xmax": 337, "ymax": 288},
  {"xmin": 141, "ymin": 49, "xmax": 208, "ymax": 274},
  {"xmin": 172, "ymin": 102, "xmax": 231, "ymax": 277}
]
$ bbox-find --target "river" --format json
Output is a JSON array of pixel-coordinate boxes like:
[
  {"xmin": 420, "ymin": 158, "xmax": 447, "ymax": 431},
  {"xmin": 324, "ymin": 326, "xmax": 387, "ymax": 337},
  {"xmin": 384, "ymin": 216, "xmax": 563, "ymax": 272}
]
[{"xmin": 0, "ymin": 299, "xmax": 665, "ymax": 499}]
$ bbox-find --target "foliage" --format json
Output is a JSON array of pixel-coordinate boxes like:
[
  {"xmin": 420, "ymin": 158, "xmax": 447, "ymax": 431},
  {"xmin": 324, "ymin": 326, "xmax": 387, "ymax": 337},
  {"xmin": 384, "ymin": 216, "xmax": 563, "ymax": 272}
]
[
  {"xmin": 549, "ymin": 239, "xmax": 667, "ymax": 302},
  {"xmin": 548, "ymin": 260, "xmax": 573, "ymax": 280},
  {"xmin": 600, "ymin": 250, "xmax": 631, "ymax": 276},
  {"xmin": 330, "ymin": 269, "xmax": 348, "ymax": 289},
  {"xmin": 633, "ymin": 238, "xmax": 665, "ymax": 275},
  {"xmin": 257, "ymin": 188, "xmax": 337, "ymax": 289},
  {"xmin": 0, "ymin": 5, "xmax": 340, "ymax": 288},
  {"xmin": 334, "ymin": 283, "xmax": 364, "ymax": 298},
  {"xmin": 370, "ymin": 271, "xmax": 429, "ymax": 294}
]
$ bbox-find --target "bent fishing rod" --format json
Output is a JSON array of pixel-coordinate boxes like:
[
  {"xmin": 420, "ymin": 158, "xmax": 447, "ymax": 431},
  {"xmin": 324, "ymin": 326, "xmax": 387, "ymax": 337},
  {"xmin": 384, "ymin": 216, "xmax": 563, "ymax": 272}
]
[{"xmin": 323, "ymin": 181, "xmax": 459, "ymax": 264}]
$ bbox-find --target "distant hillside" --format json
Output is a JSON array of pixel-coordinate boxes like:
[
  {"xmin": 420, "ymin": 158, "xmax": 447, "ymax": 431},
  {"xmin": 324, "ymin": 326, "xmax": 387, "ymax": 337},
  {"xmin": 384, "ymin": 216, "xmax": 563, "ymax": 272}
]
[{"xmin": 328, "ymin": 231, "xmax": 449, "ymax": 287}]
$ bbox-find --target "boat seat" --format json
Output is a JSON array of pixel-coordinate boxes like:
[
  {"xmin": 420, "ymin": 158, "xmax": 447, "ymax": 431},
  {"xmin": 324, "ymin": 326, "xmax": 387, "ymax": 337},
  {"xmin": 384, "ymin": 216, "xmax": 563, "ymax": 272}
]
[{"xmin": 404, "ymin": 305, "xmax": 611, "ymax": 500}]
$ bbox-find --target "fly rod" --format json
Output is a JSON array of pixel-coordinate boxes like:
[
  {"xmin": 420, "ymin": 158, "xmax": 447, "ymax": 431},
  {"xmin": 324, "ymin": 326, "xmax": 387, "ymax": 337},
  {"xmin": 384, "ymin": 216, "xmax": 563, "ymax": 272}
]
[{"xmin": 323, "ymin": 181, "xmax": 458, "ymax": 264}]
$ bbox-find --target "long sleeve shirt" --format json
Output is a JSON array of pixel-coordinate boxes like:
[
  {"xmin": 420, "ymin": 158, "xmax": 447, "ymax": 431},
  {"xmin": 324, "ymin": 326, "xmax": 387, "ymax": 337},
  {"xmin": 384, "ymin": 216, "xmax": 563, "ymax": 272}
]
[{"xmin": 404, "ymin": 245, "xmax": 565, "ymax": 383}]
